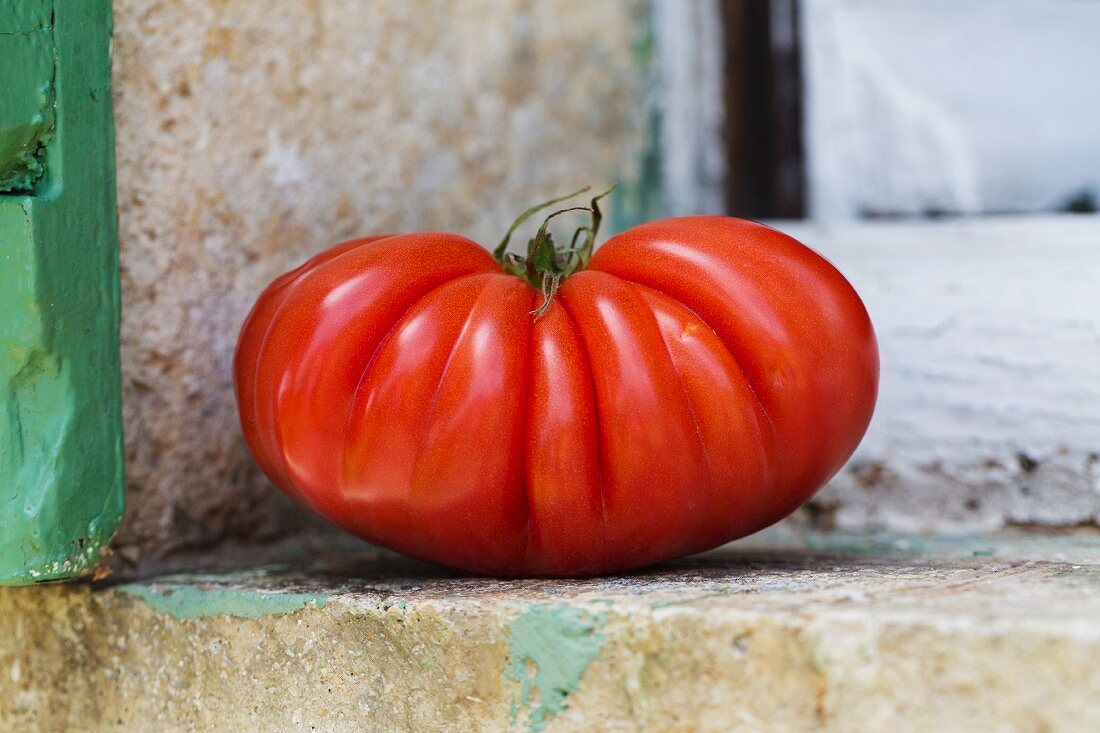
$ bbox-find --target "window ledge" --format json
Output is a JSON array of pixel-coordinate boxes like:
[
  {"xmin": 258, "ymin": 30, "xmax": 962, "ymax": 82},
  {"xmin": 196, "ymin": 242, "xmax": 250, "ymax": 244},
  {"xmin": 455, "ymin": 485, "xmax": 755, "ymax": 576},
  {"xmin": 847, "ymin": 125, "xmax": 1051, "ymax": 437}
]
[{"xmin": 3, "ymin": 529, "xmax": 1099, "ymax": 731}]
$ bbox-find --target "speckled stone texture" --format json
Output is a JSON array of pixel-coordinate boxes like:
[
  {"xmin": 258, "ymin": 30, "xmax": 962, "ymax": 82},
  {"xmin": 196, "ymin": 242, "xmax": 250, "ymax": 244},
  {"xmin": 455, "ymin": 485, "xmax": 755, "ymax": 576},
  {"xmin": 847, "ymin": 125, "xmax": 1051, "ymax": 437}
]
[
  {"xmin": 110, "ymin": 0, "xmax": 651, "ymax": 564},
  {"xmin": 2, "ymin": 530, "xmax": 1099, "ymax": 731}
]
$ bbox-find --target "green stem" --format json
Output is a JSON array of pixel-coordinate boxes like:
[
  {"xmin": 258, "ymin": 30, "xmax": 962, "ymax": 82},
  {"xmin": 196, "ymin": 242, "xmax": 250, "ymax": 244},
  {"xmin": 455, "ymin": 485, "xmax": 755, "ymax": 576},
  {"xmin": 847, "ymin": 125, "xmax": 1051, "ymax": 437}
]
[
  {"xmin": 565, "ymin": 183, "xmax": 616, "ymax": 276},
  {"xmin": 493, "ymin": 186, "xmax": 590, "ymax": 263},
  {"xmin": 524, "ymin": 206, "xmax": 591, "ymax": 285},
  {"xmin": 494, "ymin": 183, "xmax": 618, "ymax": 319}
]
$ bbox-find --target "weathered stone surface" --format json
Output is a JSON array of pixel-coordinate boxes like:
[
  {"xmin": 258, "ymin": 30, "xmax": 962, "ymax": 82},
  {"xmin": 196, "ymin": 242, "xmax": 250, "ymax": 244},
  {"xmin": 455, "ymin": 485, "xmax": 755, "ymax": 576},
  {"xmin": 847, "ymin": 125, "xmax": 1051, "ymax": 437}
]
[
  {"xmin": 110, "ymin": 0, "xmax": 652, "ymax": 563},
  {"xmin": 3, "ymin": 531, "xmax": 1099, "ymax": 731}
]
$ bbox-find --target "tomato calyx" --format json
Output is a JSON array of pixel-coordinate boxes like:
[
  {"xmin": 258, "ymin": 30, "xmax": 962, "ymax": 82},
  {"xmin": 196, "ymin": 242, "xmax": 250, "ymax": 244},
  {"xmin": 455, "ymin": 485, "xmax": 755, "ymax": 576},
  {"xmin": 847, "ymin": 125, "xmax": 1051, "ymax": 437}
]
[{"xmin": 493, "ymin": 184, "xmax": 616, "ymax": 318}]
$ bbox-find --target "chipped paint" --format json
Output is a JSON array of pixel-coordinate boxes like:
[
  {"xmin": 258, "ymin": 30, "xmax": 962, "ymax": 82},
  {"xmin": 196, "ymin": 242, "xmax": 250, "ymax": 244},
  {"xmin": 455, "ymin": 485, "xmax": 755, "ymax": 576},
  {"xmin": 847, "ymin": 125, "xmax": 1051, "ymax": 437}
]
[
  {"xmin": 0, "ymin": 3, "xmax": 55, "ymax": 193},
  {"xmin": 0, "ymin": 0, "xmax": 123, "ymax": 585},
  {"xmin": 118, "ymin": 583, "xmax": 326, "ymax": 620},
  {"xmin": 507, "ymin": 604, "xmax": 607, "ymax": 732}
]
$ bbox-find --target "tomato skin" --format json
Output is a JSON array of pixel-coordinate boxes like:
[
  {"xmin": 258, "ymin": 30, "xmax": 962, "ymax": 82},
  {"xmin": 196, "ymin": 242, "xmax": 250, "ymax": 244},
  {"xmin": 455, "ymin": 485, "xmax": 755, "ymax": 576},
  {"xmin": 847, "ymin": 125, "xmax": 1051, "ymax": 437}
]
[{"xmin": 234, "ymin": 217, "xmax": 878, "ymax": 576}]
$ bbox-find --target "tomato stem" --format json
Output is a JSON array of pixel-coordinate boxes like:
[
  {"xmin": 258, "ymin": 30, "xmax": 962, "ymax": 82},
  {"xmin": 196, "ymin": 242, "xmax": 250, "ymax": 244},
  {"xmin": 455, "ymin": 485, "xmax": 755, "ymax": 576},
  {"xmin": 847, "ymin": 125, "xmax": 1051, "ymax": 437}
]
[
  {"xmin": 493, "ymin": 186, "xmax": 590, "ymax": 263},
  {"xmin": 494, "ymin": 184, "xmax": 617, "ymax": 318}
]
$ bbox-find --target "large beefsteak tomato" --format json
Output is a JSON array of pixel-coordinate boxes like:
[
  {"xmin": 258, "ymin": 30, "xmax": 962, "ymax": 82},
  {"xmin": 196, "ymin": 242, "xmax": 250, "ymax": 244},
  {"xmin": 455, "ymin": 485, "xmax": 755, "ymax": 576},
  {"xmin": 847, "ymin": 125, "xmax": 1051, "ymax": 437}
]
[{"xmin": 234, "ymin": 190, "xmax": 877, "ymax": 575}]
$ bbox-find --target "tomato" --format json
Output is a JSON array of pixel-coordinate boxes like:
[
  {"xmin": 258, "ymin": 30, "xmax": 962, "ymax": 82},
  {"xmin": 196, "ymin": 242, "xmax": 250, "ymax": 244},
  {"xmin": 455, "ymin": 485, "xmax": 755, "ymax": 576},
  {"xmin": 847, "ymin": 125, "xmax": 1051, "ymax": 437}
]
[{"xmin": 234, "ymin": 190, "xmax": 877, "ymax": 576}]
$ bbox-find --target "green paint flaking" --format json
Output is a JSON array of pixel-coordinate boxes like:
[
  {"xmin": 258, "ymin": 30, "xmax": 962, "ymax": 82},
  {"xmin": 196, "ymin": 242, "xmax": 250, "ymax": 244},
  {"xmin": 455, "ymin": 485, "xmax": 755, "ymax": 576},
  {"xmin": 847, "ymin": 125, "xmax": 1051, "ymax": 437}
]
[
  {"xmin": 118, "ymin": 583, "xmax": 327, "ymax": 620},
  {"xmin": 0, "ymin": 0, "xmax": 123, "ymax": 584},
  {"xmin": 0, "ymin": 4, "xmax": 55, "ymax": 193},
  {"xmin": 507, "ymin": 604, "xmax": 607, "ymax": 732},
  {"xmin": 794, "ymin": 531, "xmax": 1000, "ymax": 558},
  {"xmin": 648, "ymin": 590, "xmax": 740, "ymax": 610}
]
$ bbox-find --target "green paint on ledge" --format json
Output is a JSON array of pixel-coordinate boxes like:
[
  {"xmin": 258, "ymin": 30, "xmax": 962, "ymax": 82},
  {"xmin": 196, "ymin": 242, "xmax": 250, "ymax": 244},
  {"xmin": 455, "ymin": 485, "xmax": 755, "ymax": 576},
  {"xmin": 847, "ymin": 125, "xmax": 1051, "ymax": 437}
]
[
  {"xmin": 507, "ymin": 604, "xmax": 607, "ymax": 732},
  {"xmin": 117, "ymin": 583, "xmax": 327, "ymax": 620}
]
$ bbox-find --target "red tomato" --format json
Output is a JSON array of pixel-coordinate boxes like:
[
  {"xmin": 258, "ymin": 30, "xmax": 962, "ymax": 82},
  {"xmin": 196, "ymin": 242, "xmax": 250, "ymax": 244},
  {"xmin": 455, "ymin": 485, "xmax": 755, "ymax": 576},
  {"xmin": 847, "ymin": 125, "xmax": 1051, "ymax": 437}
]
[{"xmin": 235, "ymin": 199, "xmax": 877, "ymax": 576}]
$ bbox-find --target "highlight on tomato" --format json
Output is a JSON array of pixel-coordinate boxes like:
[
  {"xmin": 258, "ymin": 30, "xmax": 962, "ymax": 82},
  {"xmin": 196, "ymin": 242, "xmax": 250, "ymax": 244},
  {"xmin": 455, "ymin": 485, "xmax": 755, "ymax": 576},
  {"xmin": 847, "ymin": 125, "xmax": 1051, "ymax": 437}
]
[{"xmin": 234, "ymin": 187, "xmax": 878, "ymax": 576}]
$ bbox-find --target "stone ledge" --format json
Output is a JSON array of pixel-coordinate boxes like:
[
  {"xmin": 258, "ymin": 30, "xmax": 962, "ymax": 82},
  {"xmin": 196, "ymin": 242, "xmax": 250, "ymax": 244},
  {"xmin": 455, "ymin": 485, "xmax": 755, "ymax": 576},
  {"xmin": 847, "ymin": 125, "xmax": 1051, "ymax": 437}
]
[{"xmin": 3, "ymin": 530, "xmax": 1099, "ymax": 732}]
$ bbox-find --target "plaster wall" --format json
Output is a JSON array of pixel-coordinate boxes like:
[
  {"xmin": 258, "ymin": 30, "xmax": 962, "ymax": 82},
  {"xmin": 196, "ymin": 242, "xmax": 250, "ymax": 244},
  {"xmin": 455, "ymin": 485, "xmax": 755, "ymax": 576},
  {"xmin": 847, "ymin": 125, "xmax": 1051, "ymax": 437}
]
[{"xmin": 111, "ymin": 0, "xmax": 651, "ymax": 564}]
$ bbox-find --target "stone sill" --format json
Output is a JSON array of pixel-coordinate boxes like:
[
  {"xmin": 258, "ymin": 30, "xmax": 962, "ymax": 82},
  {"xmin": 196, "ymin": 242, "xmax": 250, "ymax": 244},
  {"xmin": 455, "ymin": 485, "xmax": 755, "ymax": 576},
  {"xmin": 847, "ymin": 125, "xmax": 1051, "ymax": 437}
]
[{"xmin": 3, "ymin": 529, "xmax": 1099, "ymax": 732}]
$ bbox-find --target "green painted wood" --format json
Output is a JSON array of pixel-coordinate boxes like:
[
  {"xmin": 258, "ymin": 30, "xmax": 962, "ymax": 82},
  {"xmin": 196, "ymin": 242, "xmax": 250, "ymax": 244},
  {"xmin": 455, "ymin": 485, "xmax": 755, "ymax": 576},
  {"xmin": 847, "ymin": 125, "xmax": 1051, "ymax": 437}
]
[
  {"xmin": 0, "ymin": 1, "xmax": 123, "ymax": 583},
  {"xmin": 0, "ymin": 4, "xmax": 55, "ymax": 193}
]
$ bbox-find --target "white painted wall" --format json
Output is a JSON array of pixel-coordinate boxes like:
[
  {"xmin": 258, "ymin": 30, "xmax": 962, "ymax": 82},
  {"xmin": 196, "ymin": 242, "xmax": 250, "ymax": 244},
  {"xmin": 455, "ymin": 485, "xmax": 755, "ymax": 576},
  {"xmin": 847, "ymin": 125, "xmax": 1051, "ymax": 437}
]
[
  {"xmin": 803, "ymin": 0, "xmax": 1100, "ymax": 218},
  {"xmin": 780, "ymin": 216, "xmax": 1100, "ymax": 531},
  {"xmin": 652, "ymin": 0, "xmax": 727, "ymax": 216}
]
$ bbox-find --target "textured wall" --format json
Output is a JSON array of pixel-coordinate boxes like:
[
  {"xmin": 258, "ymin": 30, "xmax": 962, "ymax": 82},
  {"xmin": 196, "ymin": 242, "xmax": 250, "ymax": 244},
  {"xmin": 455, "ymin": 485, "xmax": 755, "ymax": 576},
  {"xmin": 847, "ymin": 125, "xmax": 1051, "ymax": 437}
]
[
  {"xmin": 111, "ymin": 0, "xmax": 651, "ymax": 564},
  {"xmin": 784, "ymin": 216, "xmax": 1100, "ymax": 533}
]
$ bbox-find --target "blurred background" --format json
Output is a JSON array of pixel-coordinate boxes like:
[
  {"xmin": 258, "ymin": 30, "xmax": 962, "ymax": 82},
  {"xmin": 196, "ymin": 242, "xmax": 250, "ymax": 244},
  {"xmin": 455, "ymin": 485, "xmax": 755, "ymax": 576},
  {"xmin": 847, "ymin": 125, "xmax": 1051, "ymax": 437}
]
[
  {"xmin": 665, "ymin": 0, "xmax": 1100, "ymax": 219},
  {"xmin": 110, "ymin": 0, "xmax": 1100, "ymax": 571}
]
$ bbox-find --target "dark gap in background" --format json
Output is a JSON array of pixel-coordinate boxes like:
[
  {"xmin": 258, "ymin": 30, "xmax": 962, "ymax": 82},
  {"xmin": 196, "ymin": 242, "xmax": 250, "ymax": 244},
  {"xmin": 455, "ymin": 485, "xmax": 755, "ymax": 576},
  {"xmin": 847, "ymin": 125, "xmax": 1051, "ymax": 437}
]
[{"xmin": 722, "ymin": 0, "xmax": 806, "ymax": 219}]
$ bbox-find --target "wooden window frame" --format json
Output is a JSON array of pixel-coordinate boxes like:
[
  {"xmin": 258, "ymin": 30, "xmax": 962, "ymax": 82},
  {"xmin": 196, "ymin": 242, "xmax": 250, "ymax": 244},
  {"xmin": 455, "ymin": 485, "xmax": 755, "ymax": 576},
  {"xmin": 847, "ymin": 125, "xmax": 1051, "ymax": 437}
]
[{"xmin": 656, "ymin": 0, "xmax": 805, "ymax": 218}]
